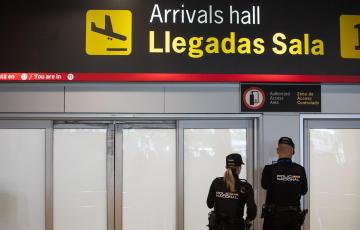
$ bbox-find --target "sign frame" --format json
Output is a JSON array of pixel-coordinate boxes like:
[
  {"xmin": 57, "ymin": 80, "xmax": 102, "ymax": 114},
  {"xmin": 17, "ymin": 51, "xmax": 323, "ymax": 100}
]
[{"xmin": 0, "ymin": 73, "xmax": 360, "ymax": 83}]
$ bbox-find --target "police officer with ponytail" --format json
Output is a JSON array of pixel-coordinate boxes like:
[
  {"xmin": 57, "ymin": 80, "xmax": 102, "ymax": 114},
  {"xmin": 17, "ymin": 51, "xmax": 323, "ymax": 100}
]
[{"xmin": 207, "ymin": 153, "xmax": 257, "ymax": 230}]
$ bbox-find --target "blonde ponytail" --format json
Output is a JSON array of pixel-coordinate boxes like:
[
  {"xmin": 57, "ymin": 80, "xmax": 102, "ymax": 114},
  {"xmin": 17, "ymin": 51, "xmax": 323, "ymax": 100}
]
[{"xmin": 224, "ymin": 167, "xmax": 236, "ymax": 192}]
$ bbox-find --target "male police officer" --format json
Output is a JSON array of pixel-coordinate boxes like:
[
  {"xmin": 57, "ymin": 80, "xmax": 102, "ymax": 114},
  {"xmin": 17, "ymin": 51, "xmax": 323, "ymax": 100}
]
[{"xmin": 261, "ymin": 137, "xmax": 308, "ymax": 230}]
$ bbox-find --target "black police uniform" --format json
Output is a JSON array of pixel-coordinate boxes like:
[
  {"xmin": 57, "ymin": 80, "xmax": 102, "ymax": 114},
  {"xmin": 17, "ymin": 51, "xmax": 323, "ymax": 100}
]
[
  {"xmin": 261, "ymin": 138, "xmax": 308, "ymax": 230},
  {"xmin": 207, "ymin": 177, "xmax": 257, "ymax": 230},
  {"xmin": 207, "ymin": 153, "xmax": 257, "ymax": 230}
]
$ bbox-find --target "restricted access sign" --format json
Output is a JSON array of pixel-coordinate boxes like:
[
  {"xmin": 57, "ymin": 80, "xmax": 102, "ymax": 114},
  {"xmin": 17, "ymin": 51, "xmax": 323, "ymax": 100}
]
[
  {"xmin": 241, "ymin": 84, "xmax": 321, "ymax": 112},
  {"xmin": 242, "ymin": 87, "xmax": 266, "ymax": 110}
]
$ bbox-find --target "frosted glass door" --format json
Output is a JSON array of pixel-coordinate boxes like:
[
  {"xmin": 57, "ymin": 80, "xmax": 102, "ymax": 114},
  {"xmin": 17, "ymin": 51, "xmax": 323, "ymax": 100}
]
[
  {"xmin": 310, "ymin": 129, "xmax": 360, "ymax": 230},
  {"xmin": 122, "ymin": 129, "xmax": 176, "ymax": 230},
  {"xmin": 53, "ymin": 129, "xmax": 107, "ymax": 230},
  {"xmin": 184, "ymin": 129, "xmax": 247, "ymax": 230},
  {"xmin": 0, "ymin": 129, "xmax": 45, "ymax": 230}
]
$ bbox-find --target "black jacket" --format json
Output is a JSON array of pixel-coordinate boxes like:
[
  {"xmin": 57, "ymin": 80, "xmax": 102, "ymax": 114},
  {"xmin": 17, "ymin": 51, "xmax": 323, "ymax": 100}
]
[
  {"xmin": 261, "ymin": 158, "xmax": 308, "ymax": 206},
  {"xmin": 207, "ymin": 177, "xmax": 257, "ymax": 222}
]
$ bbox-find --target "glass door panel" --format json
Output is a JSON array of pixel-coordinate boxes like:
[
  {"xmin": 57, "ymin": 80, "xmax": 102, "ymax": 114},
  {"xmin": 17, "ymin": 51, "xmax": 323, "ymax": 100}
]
[
  {"xmin": 181, "ymin": 120, "xmax": 252, "ymax": 230},
  {"xmin": 0, "ymin": 129, "xmax": 45, "ymax": 230},
  {"xmin": 121, "ymin": 128, "xmax": 176, "ymax": 230},
  {"xmin": 53, "ymin": 128, "xmax": 107, "ymax": 230},
  {"xmin": 309, "ymin": 129, "xmax": 360, "ymax": 230}
]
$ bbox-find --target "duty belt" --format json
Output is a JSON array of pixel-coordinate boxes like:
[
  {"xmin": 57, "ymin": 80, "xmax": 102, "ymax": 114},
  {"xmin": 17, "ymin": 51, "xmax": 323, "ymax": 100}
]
[
  {"xmin": 227, "ymin": 217, "xmax": 244, "ymax": 224},
  {"xmin": 261, "ymin": 204, "xmax": 308, "ymax": 226},
  {"xmin": 262, "ymin": 204, "xmax": 300, "ymax": 215},
  {"xmin": 273, "ymin": 205, "xmax": 300, "ymax": 212},
  {"xmin": 217, "ymin": 213, "xmax": 244, "ymax": 224}
]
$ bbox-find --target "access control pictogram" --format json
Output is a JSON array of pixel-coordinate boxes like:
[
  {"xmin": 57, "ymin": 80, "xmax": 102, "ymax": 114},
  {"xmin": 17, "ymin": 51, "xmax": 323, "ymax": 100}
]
[
  {"xmin": 86, "ymin": 10, "xmax": 132, "ymax": 55},
  {"xmin": 243, "ymin": 87, "xmax": 265, "ymax": 110},
  {"xmin": 340, "ymin": 15, "xmax": 360, "ymax": 59}
]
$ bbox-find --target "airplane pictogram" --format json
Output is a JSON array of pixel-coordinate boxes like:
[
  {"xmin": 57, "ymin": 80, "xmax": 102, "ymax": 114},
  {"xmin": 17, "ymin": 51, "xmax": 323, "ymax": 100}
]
[
  {"xmin": 86, "ymin": 10, "xmax": 132, "ymax": 55},
  {"xmin": 91, "ymin": 15, "xmax": 127, "ymax": 41}
]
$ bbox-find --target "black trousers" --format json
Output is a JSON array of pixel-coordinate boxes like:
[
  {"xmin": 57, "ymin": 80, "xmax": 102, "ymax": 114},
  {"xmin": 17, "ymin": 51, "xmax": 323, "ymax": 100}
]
[
  {"xmin": 217, "ymin": 220, "xmax": 244, "ymax": 230},
  {"xmin": 226, "ymin": 223, "xmax": 244, "ymax": 230},
  {"xmin": 262, "ymin": 211, "xmax": 301, "ymax": 230}
]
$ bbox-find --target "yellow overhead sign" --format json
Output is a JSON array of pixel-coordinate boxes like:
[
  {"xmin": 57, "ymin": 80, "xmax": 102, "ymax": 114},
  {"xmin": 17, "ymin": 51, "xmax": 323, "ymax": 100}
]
[
  {"xmin": 340, "ymin": 15, "xmax": 360, "ymax": 59},
  {"xmin": 86, "ymin": 10, "xmax": 132, "ymax": 55}
]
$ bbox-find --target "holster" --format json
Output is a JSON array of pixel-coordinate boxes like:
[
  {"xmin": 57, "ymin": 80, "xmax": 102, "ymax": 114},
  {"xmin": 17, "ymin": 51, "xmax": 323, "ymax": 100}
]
[
  {"xmin": 300, "ymin": 209, "xmax": 309, "ymax": 226},
  {"xmin": 207, "ymin": 211, "xmax": 235, "ymax": 230},
  {"xmin": 207, "ymin": 211, "xmax": 218, "ymax": 230},
  {"xmin": 261, "ymin": 204, "xmax": 274, "ymax": 218}
]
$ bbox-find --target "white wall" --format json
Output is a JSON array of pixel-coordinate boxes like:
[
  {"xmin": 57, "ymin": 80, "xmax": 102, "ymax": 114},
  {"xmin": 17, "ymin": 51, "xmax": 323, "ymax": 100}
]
[
  {"xmin": 321, "ymin": 85, "xmax": 360, "ymax": 113},
  {"xmin": 65, "ymin": 84, "xmax": 165, "ymax": 113},
  {"xmin": 0, "ymin": 84, "xmax": 64, "ymax": 112},
  {"xmin": 1, "ymin": 83, "xmax": 360, "ymax": 114},
  {"xmin": 262, "ymin": 114, "xmax": 300, "ymax": 164},
  {"xmin": 164, "ymin": 84, "xmax": 240, "ymax": 113}
]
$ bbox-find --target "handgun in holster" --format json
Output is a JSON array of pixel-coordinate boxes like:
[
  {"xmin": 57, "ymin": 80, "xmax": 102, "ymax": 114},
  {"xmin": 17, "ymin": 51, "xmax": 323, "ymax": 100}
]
[
  {"xmin": 207, "ymin": 211, "xmax": 229, "ymax": 230},
  {"xmin": 300, "ymin": 209, "xmax": 309, "ymax": 226},
  {"xmin": 207, "ymin": 211, "xmax": 217, "ymax": 230},
  {"xmin": 261, "ymin": 204, "xmax": 273, "ymax": 218}
]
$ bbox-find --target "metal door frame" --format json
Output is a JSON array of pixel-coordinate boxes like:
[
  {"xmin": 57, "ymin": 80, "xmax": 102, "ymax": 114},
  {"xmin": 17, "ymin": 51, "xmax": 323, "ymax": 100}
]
[
  {"xmin": 300, "ymin": 114, "xmax": 360, "ymax": 230},
  {"xmin": 0, "ymin": 120, "xmax": 53, "ymax": 230},
  {"xmin": 114, "ymin": 121, "xmax": 177, "ymax": 230},
  {"xmin": 178, "ymin": 119, "xmax": 256, "ymax": 230},
  {"xmin": 53, "ymin": 122, "xmax": 115, "ymax": 230}
]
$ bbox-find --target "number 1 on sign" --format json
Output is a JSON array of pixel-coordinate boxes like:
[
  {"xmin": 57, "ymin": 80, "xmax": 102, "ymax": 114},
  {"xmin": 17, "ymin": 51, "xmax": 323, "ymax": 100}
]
[{"xmin": 355, "ymin": 24, "xmax": 360, "ymax": 50}]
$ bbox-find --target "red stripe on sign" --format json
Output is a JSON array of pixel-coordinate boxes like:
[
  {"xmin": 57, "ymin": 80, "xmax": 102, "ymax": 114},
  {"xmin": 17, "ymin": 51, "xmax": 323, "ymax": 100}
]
[{"xmin": 0, "ymin": 73, "xmax": 360, "ymax": 83}]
